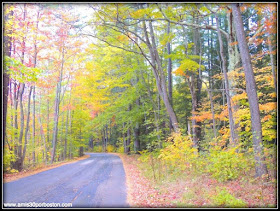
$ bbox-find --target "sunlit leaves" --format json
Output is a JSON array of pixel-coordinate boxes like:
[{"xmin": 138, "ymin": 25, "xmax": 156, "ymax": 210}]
[{"xmin": 174, "ymin": 58, "xmax": 205, "ymax": 77}]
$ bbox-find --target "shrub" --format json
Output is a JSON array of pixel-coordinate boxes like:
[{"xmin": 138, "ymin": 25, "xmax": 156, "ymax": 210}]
[
  {"xmin": 206, "ymin": 145, "xmax": 250, "ymax": 182},
  {"xmin": 92, "ymin": 145, "xmax": 103, "ymax": 152},
  {"xmin": 3, "ymin": 147, "xmax": 16, "ymax": 172},
  {"xmin": 107, "ymin": 144, "xmax": 115, "ymax": 152},
  {"xmin": 158, "ymin": 132, "xmax": 198, "ymax": 172},
  {"xmin": 211, "ymin": 187, "xmax": 246, "ymax": 207},
  {"xmin": 116, "ymin": 146, "xmax": 124, "ymax": 153}
]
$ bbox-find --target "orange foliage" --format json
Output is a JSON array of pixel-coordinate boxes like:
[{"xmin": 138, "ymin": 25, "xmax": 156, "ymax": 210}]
[
  {"xmin": 173, "ymin": 67, "xmax": 188, "ymax": 78},
  {"xmin": 259, "ymin": 102, "xmax": 276, "ymax": 112},
  {"xmin": 216, "ymin": 107, "xmax": 229, "ymax": 121},
  {"xmin": 191, "ymin": 111, "xmax": 212, "ymax": 122},
  {"xmin": 262, "ymin": 114, "xmax": 272, "ymax": 122}
]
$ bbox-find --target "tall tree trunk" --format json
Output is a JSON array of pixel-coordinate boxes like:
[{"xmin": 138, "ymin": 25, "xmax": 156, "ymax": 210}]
[
  {"xmin": 32, "ymin": 86, "xmax": 36, "ymax": 165},
  {"xmin": 31, "ymin": 8, "xmax": 40, "ymax": 165},
  {"xmin": 194, "ymin": 14, "xmax": 202, "ymax": 148},
  {"xmin": 139, "ymin": 68, "xmax": 161, "ymax": 142},
  {"xmin": 69, "ymin": 110, "xmax": 73, "ymax": 159},
  {"xmin": 64, "ymin": 99, "xmax": 70, "ymax": 160},
  {"xmin": 142, "ymin": 18, "xmax": 179, "ymax": 132},
  {"xmin": 47, "ymin": 97, "xmax": 50, "ymax": 150},
  {"xmin": 51, "ymin": 43, "xmax": 65, "ymax": 164},
  {"xmin": 123, "ymin": 122, "xmax": 126, "ymax": 153},
  {"xmin": 216, "ymin": 14, "xmax": 238, "ymax": 146},
  {"xmin": 232, "ymin": 3, "xmax": 268, "ymax": 178},
  {"xmin": 102, "ymin": 128, "xmax": 106, "ymax": 152},
  {"xmin": 227, "ymin": 10, "xmax": 241, "ymax": 138},
  {"xmin": 268, "ymin": 35, "xmax": 277, "ymax": 94},
  {"xmin": 167, "ymin": 21, "xmax": 173, "ymax": 132},
  {"xmin": 105, "ymin": 124, "xmax": 109, "ymax": 151},
  {"xmin": 39, "ymin": 92, "xmax": 48, "ymax": 164},
  {"xmin": 3, "ymin": 5, "xmax": 13, "ymax": 144},
  {"xmin": 17, "ymin": 83, "xmax": 25, "ymax": 171},
  {"xmin": 134, "ymin": 96, "xmax": 141, "ymax": 153},
  {"xmin": 66, "ymin": 86, "xmax": 72, "ymax": 159},
  {"xmin": 126, "ymin": 127, "xmax": 131, "ymax": 155},
  {"xmin": 125, "ymin": 105, "xmax": 131, "ymax": 154},
  {"xmin": 16, "ymin": 4, "xmax": 27, "ymax": 171},
  {"xmin": 22, "ymin": 86, "xmax": 33, "ymax": 168}
]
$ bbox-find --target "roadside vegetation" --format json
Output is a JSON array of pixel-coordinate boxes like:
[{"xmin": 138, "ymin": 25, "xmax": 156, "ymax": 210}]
[{"xmin": 117, "ymin": 133, "xmax": 276, "ymax": 207}]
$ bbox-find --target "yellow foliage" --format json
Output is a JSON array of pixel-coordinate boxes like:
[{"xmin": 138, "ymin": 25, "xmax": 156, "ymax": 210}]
[
  {"xmin": 107, "ymin": 144, "xmax": 115, "ymax": 152},
  {"xmin": 218, "ymin": 126, "xmax": 230, "ymax": 145},
  {"xmin": 232, "ymin": 92, "xmax": 247, "ymax": 103},
  {"xmin": 158, "ymin": 132, "xmax": 198, "ymax": 171},
  {"xmin": 117, "ymin": 35, "xmax": 128, "ymax": 42}
]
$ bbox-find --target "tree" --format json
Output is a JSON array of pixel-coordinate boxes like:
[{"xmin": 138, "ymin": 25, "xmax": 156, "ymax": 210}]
[
  {"xmin": 3, "ymin": 4, "xmax": 13, "ymax": 144},
  {"xmin": 232, "ymin": 3, "xmax": 268, "ymax": 178}
]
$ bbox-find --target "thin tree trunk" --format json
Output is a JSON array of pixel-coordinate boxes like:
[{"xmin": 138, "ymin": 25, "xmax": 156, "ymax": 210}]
[
  {"xmin": 126, "ymin": 127, "xmax": 131, "ymax": 155},
  {"xmin": 142, "ymin": 18, "xmax": 179, "ymax": 132},
  {"xmin": 134, "ymin": 97, "xmax": 141, "ymax": 153},
  {"xmin": 64, "ymin": 103, "xmax": 69, "ymax": 160},
  {"xmin": 139, "ymin": 68, "xmax": 161, "ymax": 142},
  {"xmin": 22, "ymin": 86, "xmax": 33, "ymax": 168},
  {"xmin": 167, "ymin": 21, "xmax": 173, "ymax": 132},
  {"xmin": 31, "ymin": 8, "xmax": 40, "ymax": 165},
  {"xmin": 17, "ymin": 83, "xmax": 25, "ymax": 171},
  {"xmin": 194, "ymin": 14, "xmax": 202, "ymax": 148},
  {"xmin": 232, "ymin": 3, "xmax": 268, "ymax": 178},
  {"xmin": 268, "ymin": 35, "xmax": 277, "ymax": 94},
  {"xmin": 47, "ymin": 97, "xmax": 50, "ymax": 149},
  {"xmin": 32, "ymin": 86, "xmax": 36, "ymax": 165},
  {"xmin": 123, "ymin": 122, "xmax": 126, "ymax": 153},
  {"xmin": 51, "ymin": 43, "xmax": 65, "ymax": 163},
  {"xmin": 126, "ymin": 105, "xmax": 131, "ymax": 154},
  {"xmin": 105, "ymin": 124, "xmax": 109, "ymax": 151},
  {"xmin": 216, "ymin": 14, "xmax": 238, "ymax": 146},
  {"xmin": 39, "ymin": 92, "xmax": 48, "ymax": 164},
  {"xmin": 3, "ymin": 4, "xmax": 13, "ymax": 144},
  {"xmin": 69, "ymin": 110, "xmax": 73, "ymax": 159}
]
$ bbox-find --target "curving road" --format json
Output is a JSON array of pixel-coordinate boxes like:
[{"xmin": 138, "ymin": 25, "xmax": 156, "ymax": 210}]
[{"xmin": 3, "ymin": 153, "xmax": 129, "ymax": 208}]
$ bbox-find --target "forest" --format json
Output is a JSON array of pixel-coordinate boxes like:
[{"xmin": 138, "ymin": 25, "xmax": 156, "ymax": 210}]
[{"xmin": 3, "ymin": 3, "xmax": 277, "ymax": 207}]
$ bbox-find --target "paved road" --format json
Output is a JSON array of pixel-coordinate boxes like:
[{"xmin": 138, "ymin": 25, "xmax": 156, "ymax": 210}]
[{"xmin": 3, "ymin": 153, "xmax": 128, "ymax": 208}]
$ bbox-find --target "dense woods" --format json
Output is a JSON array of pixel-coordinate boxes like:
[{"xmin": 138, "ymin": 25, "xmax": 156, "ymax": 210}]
[{"xmin": 3, "ymin": 2, "xmax": 277, "ymax": 192}]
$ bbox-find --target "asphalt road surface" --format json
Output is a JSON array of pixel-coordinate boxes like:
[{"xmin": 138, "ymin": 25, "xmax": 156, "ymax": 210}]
[{"xmin": 3, "ymin": 153, "xmax": 128, "ymax": 208}]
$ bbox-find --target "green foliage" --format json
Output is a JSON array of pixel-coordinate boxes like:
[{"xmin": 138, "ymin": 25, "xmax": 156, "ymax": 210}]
[
  {"xmin": 211, "ymin": 187, "xmax": 246, "ymax": 207},
  {"xmin": 4, "ymin": 56, "xmax": 41, "ymax": 82},
  {"xmin": 115, "ymin": 138, "xmax": 125, "ymax": 153},
  {"xmin": 93, "ymin": 145, "xmax": 103, "ymax": 153},
  {"xmin": 138, "ymin": 148, "xmax": 162, "ymax": 182},
  {"xmin": 206, "ymin": 145, "xmax": 250, "ymax": 182},
  {"xmin": 3, "ymin": 147, "xmax": 16, "ymax": 172},
  {"xmin": 179, "ymin": 58, "xmax": 205, "ymax": 73}
]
